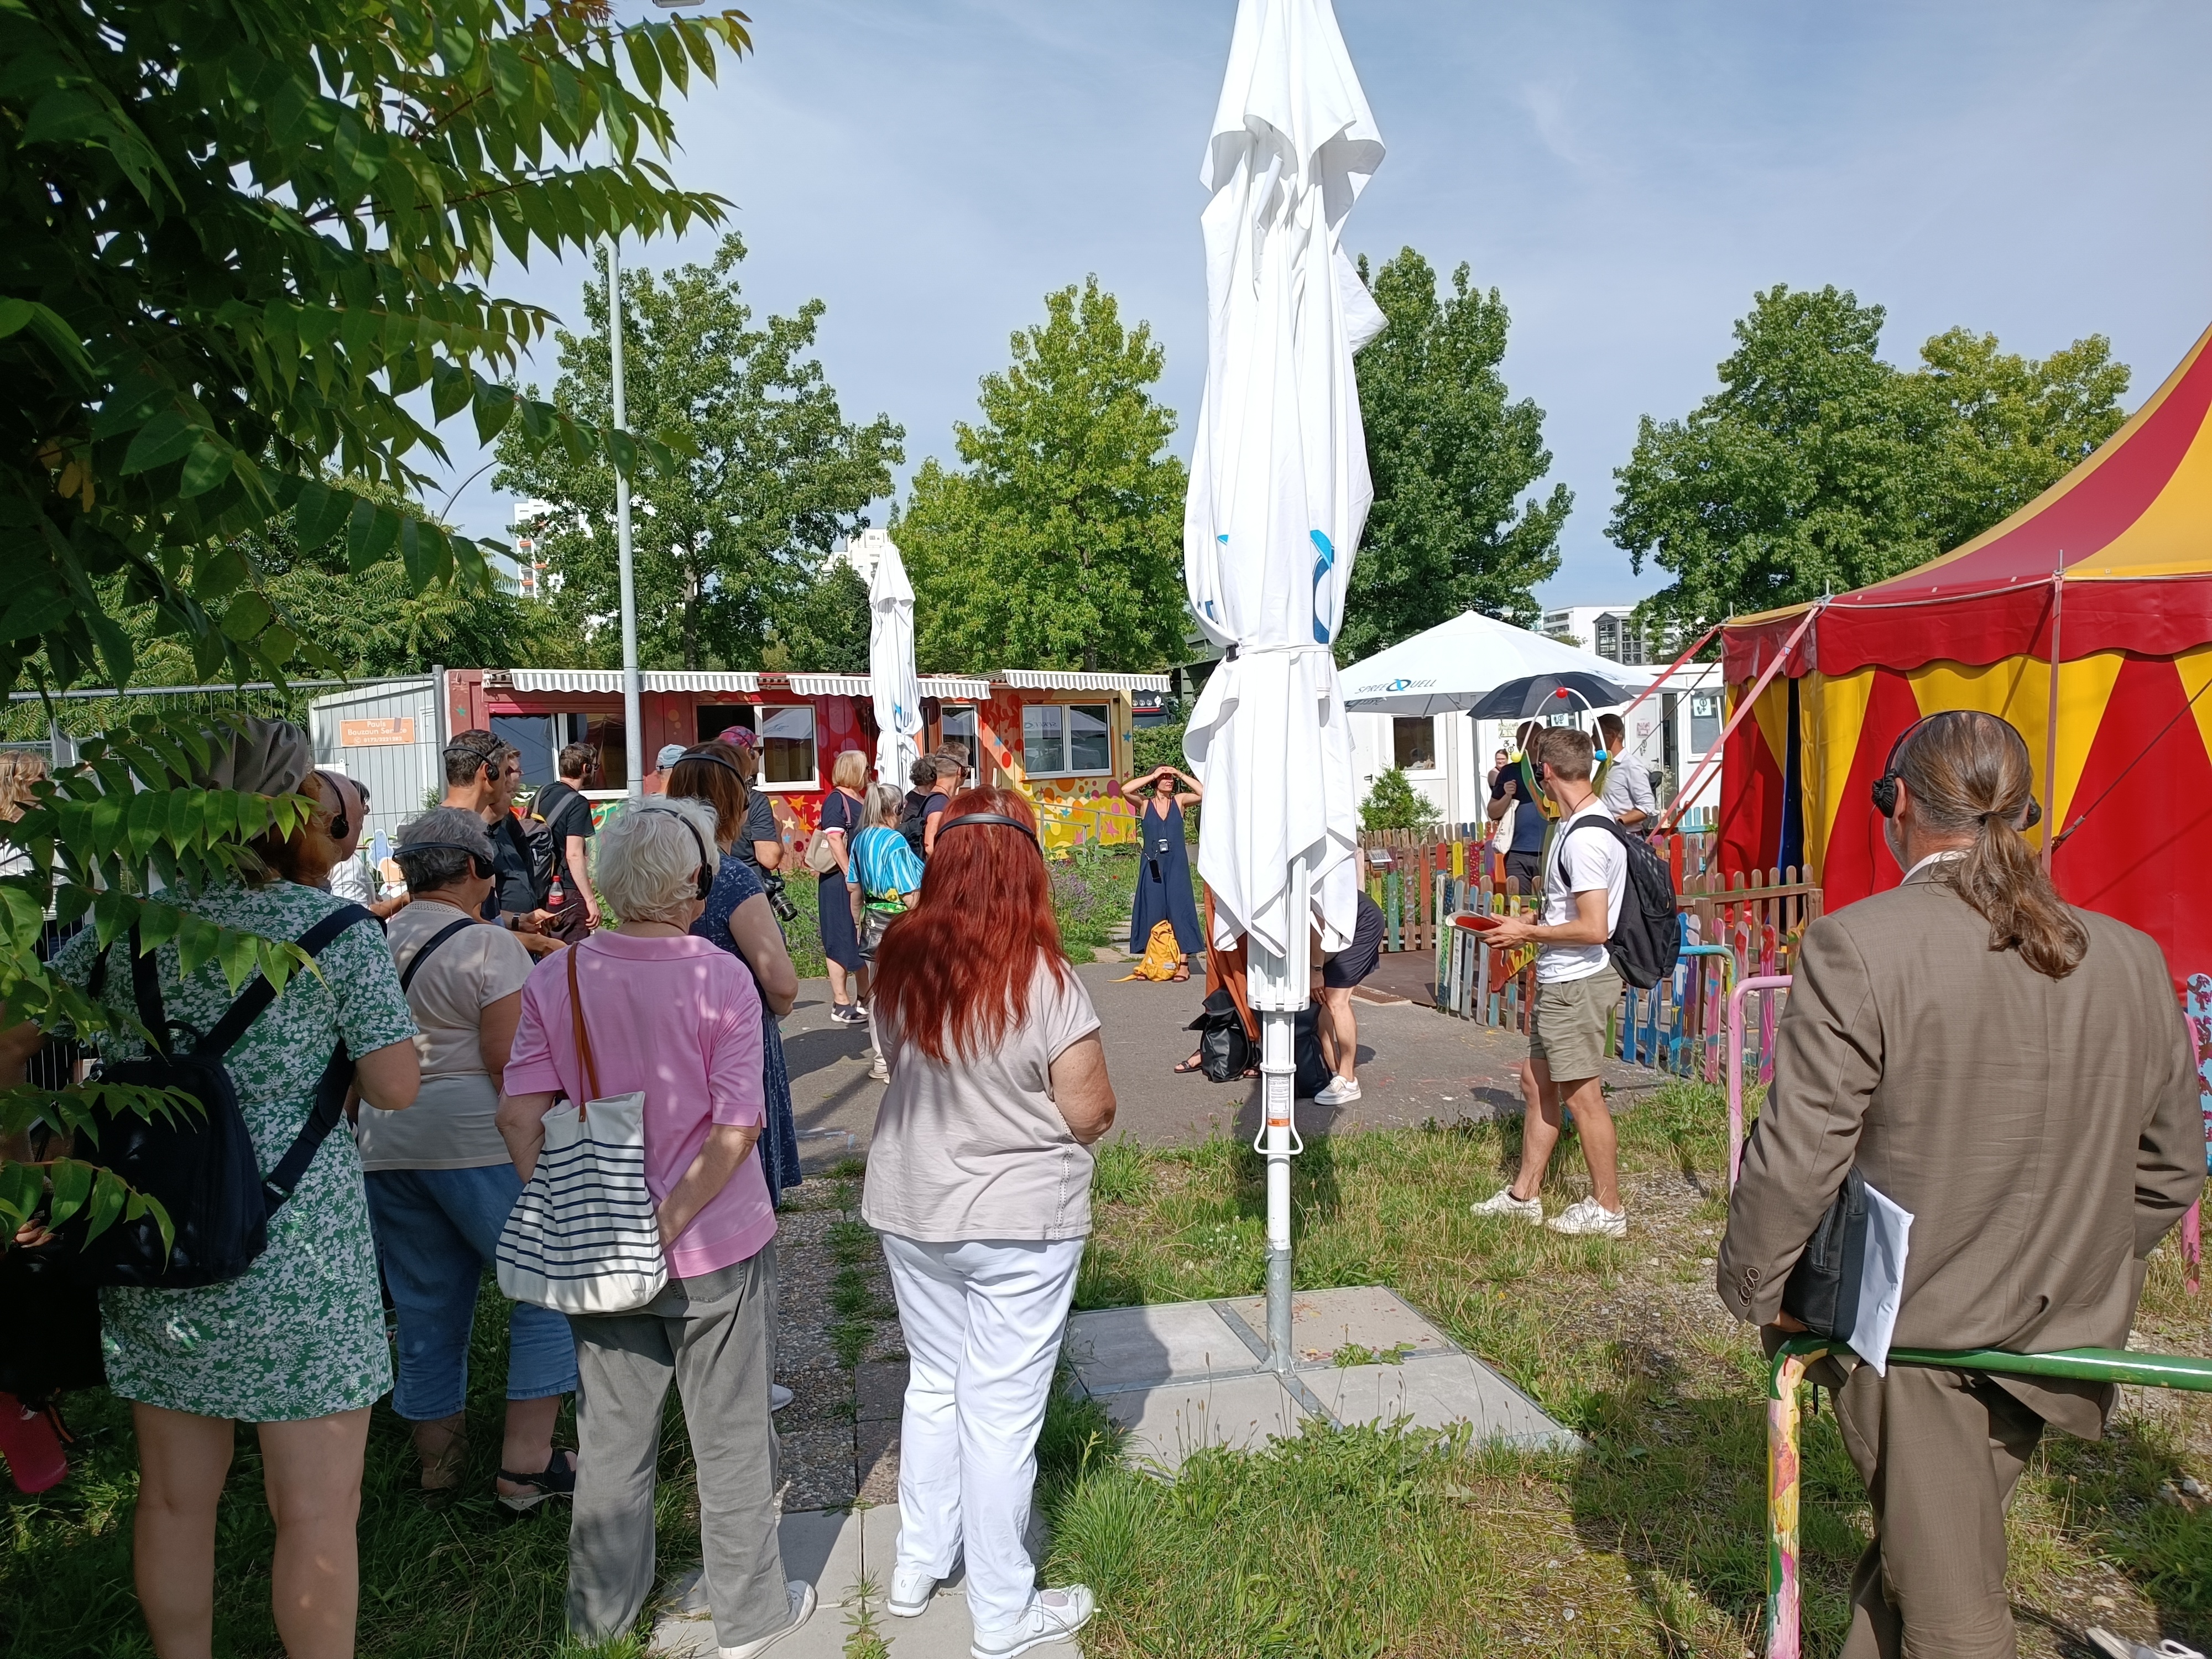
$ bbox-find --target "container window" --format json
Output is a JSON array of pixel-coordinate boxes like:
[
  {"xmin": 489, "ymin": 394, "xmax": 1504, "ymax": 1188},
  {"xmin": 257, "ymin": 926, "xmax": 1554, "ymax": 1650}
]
[{"xmin": 759, "ymin": 705, "xmax": 817, "ymax": 788}]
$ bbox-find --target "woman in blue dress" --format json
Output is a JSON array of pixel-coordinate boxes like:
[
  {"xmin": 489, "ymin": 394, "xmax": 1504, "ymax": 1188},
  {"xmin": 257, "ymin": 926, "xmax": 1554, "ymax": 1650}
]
[
  {"xmin": 664, "ymin": 746, "xmax": 804, "ymax": 1206},
  {"xmin": 1120, "ymin": 764, "xmax": 1204, "ymax": 976}
]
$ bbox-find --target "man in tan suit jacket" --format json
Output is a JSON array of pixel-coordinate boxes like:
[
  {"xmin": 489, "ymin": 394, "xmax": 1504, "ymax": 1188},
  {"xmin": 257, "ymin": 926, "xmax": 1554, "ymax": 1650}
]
[{"xmin": 1718, "ymin": 712, "xmax": 2203, "ymax": 1659}]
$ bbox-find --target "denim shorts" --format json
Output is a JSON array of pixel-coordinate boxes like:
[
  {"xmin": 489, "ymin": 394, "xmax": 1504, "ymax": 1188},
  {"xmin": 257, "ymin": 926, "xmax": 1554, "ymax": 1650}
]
[{"xmin": 364, "ymin": 1163, "xmax": 579, "ymax": 1421}]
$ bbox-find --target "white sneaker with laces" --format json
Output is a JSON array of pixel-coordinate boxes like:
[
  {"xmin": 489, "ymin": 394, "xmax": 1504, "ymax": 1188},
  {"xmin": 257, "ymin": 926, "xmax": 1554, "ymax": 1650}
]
[
  {"xmin": 1545, "ymin": 1197, "xmax": 1627, "ymax": 1238},
  {"xmin": 1313, "ymin": 1074, "xmax": 1361, "ymax": 1105},
  {"xmin": 769, "ymin": 1383, "xmax": 792, "ymax": 1412},
  {"xmin": 1469, "ymin": 1187, "xmax": 1543, "ymax": 1224},
  {"xmin": 886, "ymin": 1564, "xmax": 937, "ymax": 1618},
  {"xmin": 868, "ymin": 1053, "xmax": 889, "ymax": 1082},
  {"xmin": 717, "ymin": 1580, "xmax": 815, "ymax": 1659},
  {"xmin": 971, "ymin": 1587, "xmax": 1097, "ymax": 1659}
]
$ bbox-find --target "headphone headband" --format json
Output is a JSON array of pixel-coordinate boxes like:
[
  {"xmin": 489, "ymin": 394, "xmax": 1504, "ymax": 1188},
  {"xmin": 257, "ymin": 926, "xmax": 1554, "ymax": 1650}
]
[
  {"xmin": 395, "ymin": 838, "xmax": 497, "ymax": 881},
  {"xmin": 669, "ymin": 747, "xmax": 749, "ymax": 786},
  {"xmin": 632, "ymin": 805, "xmax": 718, "ymax": 900},
  {"xmin": 935, "ymin": 812, "xmax": 1042, "ymax": 849},
  {"xmin": 1870, "ymin": 711, "xmax": 2042, "ymax": 829}
]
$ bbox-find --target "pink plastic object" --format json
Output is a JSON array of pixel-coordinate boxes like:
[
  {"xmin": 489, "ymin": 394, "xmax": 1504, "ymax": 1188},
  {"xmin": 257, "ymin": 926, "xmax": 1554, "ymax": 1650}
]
[
  {"xmin": 0, "ymin": 1393, "xmax": 67, "ymax": 1494},
  {"xmin": 1728, "ymin": 975, "xmax": 1793, "ymax": 1191}
]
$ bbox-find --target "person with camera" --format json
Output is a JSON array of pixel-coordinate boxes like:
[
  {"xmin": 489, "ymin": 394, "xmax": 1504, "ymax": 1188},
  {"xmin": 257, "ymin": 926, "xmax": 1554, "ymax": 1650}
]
[
  {"xmin": 664, "ymin": 744, "xmax": 805, "ymax": 1211},
  {"xmin": 1719, "ymin": 711, "xmax": 2204, "ymax": 1659}
]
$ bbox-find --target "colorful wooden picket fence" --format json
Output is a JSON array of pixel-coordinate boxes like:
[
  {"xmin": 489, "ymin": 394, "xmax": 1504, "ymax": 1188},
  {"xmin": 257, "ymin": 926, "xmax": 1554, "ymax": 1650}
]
[{"xmin": 1361, "ymin": 826, "xmax": 1821, "ymax": 1083}]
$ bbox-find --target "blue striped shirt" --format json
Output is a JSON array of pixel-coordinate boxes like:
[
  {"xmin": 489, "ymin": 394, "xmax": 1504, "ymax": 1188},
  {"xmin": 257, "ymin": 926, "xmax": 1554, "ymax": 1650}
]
[{"xmin": 848, "ymin": 825, "xmax": 924, "ymax": 907}]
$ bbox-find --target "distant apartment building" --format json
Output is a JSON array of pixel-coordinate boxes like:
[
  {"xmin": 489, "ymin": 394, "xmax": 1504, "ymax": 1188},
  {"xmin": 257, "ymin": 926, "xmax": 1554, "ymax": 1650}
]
[{"xmin": 1540, "ymin": 604, "xmax": 1664, "ymax": 666}]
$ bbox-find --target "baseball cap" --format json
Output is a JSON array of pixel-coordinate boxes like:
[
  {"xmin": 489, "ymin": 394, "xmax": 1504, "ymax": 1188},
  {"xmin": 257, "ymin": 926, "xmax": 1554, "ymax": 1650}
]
[{"xmin": 655, "ymin": 743, "xmax": 686, "ymax": 770}]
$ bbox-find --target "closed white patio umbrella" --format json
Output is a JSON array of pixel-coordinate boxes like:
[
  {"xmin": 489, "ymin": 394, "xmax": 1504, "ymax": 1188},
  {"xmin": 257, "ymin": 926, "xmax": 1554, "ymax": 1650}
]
[
  {"xmin": 868, "ymin": 533, "xmax": 922, "ymax": 790},
  {"xmin": 1183, "ymin": 0, "xmax": 1384, "ymax": 1371}
]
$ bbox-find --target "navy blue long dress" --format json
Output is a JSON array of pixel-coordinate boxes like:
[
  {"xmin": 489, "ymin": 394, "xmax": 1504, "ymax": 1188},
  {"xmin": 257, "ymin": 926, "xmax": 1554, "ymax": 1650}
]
[
  {"xmin": 814, "ymin": 787, "xmax": 863, "ymax": 973},
  {"xmin": 1129, "ymin": 797, "xmax": 1204, "ymax": 956},
  {"xmin": 692, "ymin": 855, "xmax": 804, "ymax": 1206}
]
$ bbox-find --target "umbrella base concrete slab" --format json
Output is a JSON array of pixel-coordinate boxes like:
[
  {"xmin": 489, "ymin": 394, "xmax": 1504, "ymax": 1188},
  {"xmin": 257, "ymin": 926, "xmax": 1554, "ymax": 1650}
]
[
  {"xmin": 1063, "ymin": 1285, "xmax": 1580, "ymax": 1472},
  {"xmin": 647, "ymin": 1505, "xmax": 1081, "ymax": 1659}
]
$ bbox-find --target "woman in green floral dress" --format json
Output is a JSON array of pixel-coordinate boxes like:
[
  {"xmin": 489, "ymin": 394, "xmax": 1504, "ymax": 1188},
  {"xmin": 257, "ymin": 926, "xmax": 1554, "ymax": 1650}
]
[{"xmin": 50, "ymin": 725, "xmax": 421, "ymax": 1659}]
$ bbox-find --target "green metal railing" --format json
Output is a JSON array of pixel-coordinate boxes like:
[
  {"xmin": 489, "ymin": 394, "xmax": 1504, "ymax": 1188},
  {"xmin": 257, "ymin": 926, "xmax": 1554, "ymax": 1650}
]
[{"xmin": 1766, "ymin": 1335, "xmax": 2212, "ymax": 1658}]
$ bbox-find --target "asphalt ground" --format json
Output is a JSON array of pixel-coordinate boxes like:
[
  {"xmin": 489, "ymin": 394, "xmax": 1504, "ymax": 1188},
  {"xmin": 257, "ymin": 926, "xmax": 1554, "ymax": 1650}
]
[{"xmin": 781, "ymin": 954, "xmax": 1660, "ymax": 1175}]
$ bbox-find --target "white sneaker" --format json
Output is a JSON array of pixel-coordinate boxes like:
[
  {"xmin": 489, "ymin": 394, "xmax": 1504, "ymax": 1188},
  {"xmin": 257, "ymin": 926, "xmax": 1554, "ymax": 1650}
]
[
  {"xmin": 886, "ymin": 1563, "xmax": 937, "ymax": 1618},
  {"xmin": 769, "ymin": 1383, "xmax": 792, "ymax": 1412},
  {"xmin": 971, "ymin": 1587, "xmax": 1097, "ymax": 1658},
  {"xmin": 1545, "ymin": 1197, "xmax": 1627, "ymax": 1238},
  {"xmin": 718, "ymin": 1581, "xmax": 815, "ymax": 1658},
  {"xmin": 1313, "ymin": 1074, "xmax": 1361, "ymax": 1105},
  {"xmin": 867, "ymin": 1053, "xmax": 889, "ymax": 1082},
  {"xmin": 1470, "ymin": 1187, "xmax": 1543, "ymax": 1224}
]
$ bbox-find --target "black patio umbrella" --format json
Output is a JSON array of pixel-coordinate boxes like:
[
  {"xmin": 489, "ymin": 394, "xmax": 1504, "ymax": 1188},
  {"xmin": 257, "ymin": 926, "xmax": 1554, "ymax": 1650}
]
[{"xmin": 1465, "ymin": 672, "xmax": 1639, "ymax": 721}]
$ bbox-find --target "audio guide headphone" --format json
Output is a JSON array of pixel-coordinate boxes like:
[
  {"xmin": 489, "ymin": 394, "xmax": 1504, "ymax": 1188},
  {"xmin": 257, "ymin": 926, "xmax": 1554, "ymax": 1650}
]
[
  {"xmin": 935, "ymin": 812, "xmax": 1044, "ymax": 852},
  {"xmin": 635, "ymin": 806, "xmax": 717, "ymax": 899},
  {"xmin": 1869, "ymin": 711, "xmax": 2042, "ymax": 828},
  {"xmin": 395, "ymin": 840, "xmax": 497, "ymax": 881},
  {"xmin": 314, "ymin": 771, "xmax": 352, "ymax": 843}
]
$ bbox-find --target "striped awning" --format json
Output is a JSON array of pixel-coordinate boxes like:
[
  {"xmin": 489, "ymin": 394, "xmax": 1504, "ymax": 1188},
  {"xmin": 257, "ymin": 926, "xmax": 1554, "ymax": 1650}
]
[{"xmin": 995, "ymin": 670, "xmax": 1171, "ymax": 692}]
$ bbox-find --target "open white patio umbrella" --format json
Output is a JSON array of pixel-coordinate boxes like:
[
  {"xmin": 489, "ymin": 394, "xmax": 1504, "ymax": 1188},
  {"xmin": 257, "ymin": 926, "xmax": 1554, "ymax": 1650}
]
[
  {"xmin": 1183, "ymin": 0, "xmax": 1384, "ymax": 1372},
  {"xmin": 867, "ymin": 533, "xmax": 922, "ymax": 789},
  {"xmin": 1339, "ymin": 609, "xmax": 1639, "ymax": 718}
]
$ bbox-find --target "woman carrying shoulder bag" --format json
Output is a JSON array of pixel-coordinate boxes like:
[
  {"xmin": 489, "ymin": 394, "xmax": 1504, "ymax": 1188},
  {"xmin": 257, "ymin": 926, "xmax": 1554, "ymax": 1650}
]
[
  {"xmin": 864, "ymin": 787, "xmax": 1116, "ymax": 1656},
  {"xmin": 495, "ymin": 797, "xmax": 813, "ymax": 1658}
]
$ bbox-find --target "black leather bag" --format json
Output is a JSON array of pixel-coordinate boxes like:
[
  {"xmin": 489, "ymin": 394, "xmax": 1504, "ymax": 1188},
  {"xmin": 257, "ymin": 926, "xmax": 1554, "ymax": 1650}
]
[
  {"xmin": 1187, "ymin": 989, "xmax": 1251, "ymax": 1082},
  {"xmin": 1781, "ymin": 1165, "xmax": 1870, "ymax": 1340}
]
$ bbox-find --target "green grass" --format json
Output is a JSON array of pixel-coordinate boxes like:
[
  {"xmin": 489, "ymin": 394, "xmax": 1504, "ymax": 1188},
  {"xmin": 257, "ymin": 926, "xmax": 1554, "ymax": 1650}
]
[
  {"xmin": 7, "ymin": 1084, "xmax": 2201, "ymax": 1657},
  {"xmin": 1052, "ymin": 1083, "xmax": 2212, "ymax": 1658}
]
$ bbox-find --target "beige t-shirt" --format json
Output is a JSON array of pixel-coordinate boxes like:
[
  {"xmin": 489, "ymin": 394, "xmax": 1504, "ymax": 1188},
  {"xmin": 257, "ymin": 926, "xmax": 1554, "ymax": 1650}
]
[
  {"xmin": 860, "ymin": 961, "xmax": 1102, "ymax": 1242},
  {"xmin": 354, "ymin": 898, "xmax": 534, "ymax": 1171}
]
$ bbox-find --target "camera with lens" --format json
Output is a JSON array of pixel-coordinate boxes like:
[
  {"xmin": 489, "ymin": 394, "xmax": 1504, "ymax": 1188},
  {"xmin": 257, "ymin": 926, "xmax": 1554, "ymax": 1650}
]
[{"xmin": 760, "ymin": 870, "xmax": 799, "ymax": 925}]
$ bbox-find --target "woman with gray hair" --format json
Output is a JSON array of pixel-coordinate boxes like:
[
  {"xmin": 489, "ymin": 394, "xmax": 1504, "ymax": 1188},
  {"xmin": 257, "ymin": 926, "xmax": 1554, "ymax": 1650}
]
[
  {"xmin": 358, "ymin": 807, "xmax": 580, "ymax": 1509},
  {"xmin": 497, "ymin": 796, "xmax": 812, "ymax": 1656}
]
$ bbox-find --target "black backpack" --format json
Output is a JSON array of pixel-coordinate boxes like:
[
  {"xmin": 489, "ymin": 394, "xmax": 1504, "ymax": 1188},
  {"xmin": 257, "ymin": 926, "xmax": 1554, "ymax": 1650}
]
[
  {"xmin": 524, "ymin": 784, "xmax": 574, "ymax": 906},
  {"xmin": 1558, "ymin": 817, "xmax": 1682, "ymax": 990},
  {"xmin": 63, "ymin": 903, "xmax": 373, "ymax": 1287},
  {"xmin": 898, "ymin": 788, "xmax": 932, "ymax": 859}
]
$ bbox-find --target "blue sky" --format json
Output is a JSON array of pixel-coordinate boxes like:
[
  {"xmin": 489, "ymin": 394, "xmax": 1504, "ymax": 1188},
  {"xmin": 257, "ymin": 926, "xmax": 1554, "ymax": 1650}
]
[{"xmin": 428, "ymin": 0, "xmax": 2212, "ymax": 608}]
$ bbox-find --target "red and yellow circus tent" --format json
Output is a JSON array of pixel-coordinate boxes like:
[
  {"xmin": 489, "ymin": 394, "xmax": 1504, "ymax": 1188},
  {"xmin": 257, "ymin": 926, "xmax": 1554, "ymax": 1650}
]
[{"xmin": 1718, "ymin": 320, "xmax": 2212, "ymax": 980}]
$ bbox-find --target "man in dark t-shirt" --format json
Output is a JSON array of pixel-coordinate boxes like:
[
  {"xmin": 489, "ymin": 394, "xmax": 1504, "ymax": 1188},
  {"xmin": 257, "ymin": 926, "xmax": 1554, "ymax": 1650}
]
[{"xmin": 534, "ymin": 743, "xmax": 602, "ymax": 937}]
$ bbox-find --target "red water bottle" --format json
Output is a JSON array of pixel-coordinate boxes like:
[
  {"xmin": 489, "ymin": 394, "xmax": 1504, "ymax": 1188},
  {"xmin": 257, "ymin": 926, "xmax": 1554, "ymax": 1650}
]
[
  {"xmin": 0, "ymin": 1394, "xmax": 67, "ymax": 1494},
  {"xmin": 547, "ymin": 869, "xmax": 566, "ymax": 913}
]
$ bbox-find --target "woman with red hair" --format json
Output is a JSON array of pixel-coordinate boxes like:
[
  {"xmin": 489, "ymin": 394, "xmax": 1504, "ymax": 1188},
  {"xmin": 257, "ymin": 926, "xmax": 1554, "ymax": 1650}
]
[{"xmin": 862, "ymin": 787, "xmax": 1117, "ymax": 1657}]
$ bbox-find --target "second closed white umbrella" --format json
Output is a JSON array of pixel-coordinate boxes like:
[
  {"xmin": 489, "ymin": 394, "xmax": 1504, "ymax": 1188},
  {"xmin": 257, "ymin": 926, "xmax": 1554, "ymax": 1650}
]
[{"xmin": 867, "ymin": 533, "xmax": 922, "ymax": 790}]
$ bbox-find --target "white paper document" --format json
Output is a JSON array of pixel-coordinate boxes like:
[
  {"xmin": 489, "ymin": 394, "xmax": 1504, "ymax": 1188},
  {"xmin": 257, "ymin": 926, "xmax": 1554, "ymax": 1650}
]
[{"xmin": 1847, "ymin": 1180, "xmax": 1914, "ymax": 1374}]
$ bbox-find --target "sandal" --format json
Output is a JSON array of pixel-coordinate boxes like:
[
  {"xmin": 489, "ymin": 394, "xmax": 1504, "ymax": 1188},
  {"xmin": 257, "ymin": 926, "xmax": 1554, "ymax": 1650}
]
[
  {"xmin": 496, "ymin": 1448, "xmax": 577, "ymax": 1514},
  {"xmin": 1173, "ymin": 1052, "xmax": 1206, "ymax": 1075}
]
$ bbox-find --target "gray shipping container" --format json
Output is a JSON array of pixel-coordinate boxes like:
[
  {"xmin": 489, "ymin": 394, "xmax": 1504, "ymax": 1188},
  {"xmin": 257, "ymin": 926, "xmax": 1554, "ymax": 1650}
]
[{"xmin": 309, "ymin": 674, "xmax": 444, "ymax": 853}]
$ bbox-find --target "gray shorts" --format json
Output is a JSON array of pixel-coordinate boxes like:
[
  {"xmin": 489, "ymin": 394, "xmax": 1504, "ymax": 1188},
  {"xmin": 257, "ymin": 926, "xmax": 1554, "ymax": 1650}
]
[{"xmin": 1528, "ymin": 968, "xmax": 1621, "ymax": 1083}]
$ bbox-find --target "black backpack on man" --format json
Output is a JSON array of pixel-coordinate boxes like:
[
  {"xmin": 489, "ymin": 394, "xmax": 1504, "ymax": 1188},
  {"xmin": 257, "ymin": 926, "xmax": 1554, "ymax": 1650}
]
[{"xmin": 1557, "ymin": 818, "xmax": 1682, "ymax": 990}]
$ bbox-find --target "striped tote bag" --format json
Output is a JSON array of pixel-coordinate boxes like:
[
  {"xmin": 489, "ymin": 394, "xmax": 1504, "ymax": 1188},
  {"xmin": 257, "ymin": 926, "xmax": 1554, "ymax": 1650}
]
[{"xmin": 496, "ymin": 947, "xmax": 668, "ymax": 1315}]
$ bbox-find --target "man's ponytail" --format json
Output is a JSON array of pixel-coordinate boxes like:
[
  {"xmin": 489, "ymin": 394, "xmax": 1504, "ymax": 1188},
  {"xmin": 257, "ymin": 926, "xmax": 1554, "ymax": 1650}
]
[{"xmin": 1897, "ymin": 712, "xmax": 2088, "ymax": 979}]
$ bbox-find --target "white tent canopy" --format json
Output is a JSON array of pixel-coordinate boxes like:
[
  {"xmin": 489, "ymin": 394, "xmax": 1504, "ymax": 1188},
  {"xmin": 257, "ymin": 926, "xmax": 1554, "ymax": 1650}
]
[{"xmin": 1339, "ymin": 609, "xmax": 1639, "ymax": 717}]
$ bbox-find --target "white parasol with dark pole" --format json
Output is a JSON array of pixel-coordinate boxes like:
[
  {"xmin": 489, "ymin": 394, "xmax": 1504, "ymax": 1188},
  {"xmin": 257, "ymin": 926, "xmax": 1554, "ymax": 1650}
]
[{"xmin": 1182, "ymin": 0, "xmax": 1385, "ymax": 1373}]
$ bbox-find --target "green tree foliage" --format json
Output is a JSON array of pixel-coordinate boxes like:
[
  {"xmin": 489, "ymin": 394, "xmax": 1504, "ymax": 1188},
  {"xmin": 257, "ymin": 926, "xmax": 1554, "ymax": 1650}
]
[
  {"xmin": 1609, "ymin": 284, "xmax": 2130, "ymax": 634},
  {"xmin": 1360, "ymin": 766, "xmax": 1437, "ymax": 833},
  {"xmin": 898, "ymin": 278, "xmax": 1187, "ymax": 674},
  {"xmin": 1340, "ymin": 250, "xmax": 1571, "ymax": 658},
  {"xmin": 766, "ymin": 559, "xmax": 872, "ymax": 673},
  {"xmin": 494, "ymin": 234, "xmax": 902, "ymax": 670},
  {"xmin": 2, "ymin": 0, "xmax": 747, "ymax": 1237}
]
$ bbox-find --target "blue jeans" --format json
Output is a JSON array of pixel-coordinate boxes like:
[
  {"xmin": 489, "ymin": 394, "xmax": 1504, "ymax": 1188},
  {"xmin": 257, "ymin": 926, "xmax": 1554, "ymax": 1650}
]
[{"xmin": 364, "ymin": 1164, "xmax": 579, "ymax": 1421}]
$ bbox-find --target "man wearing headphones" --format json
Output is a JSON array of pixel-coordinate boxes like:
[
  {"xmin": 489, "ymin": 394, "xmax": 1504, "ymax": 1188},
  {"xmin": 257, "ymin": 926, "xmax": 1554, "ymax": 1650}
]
[
  {"xmin": 441, "ymin": 731, "xmax": 561, "ymax": 958},
  {"xmin": 1719, "ymin": 711, "xmax": 2202, "ymax": 1658}
]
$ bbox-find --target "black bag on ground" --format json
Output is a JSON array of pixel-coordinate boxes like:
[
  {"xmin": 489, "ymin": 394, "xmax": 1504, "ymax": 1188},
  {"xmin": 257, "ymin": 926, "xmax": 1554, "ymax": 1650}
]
[
  {"xmin": 1291, "ymin": 1006, "xmax": 1331, "ymax": 1099},
  {"xmin": 64, "ymin": 904, "xmax": 372, "ymax": 1288},
  {"xmin": 1187, "ymin": 988, "xmax": 1251, "ymax": 1082},
  {"xmin": 1780, "ymin": 1165, "xmax": 1869, "ymax": 1340},
  {"xmin": 1559, "ymin": 816, "xmax": 1682, "ymax": 990}
]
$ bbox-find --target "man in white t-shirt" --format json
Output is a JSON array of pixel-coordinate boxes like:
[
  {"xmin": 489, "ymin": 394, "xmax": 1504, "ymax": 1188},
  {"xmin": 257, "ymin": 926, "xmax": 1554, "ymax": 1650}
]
[{"xmin": 1470, "ymin": 724, "xmax": 1631, "ymax": 1237}]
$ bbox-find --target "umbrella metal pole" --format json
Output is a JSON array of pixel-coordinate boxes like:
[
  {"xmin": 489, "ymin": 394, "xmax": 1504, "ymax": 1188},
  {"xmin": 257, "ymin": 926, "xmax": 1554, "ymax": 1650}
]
[{"xmin": 1260, "ymin": 1006, "xmax": 1296, "ymax": 1372}]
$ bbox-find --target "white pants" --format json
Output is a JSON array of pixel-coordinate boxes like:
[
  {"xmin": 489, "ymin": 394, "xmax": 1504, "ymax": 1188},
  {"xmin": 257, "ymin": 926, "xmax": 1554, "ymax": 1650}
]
[{"xmin": 878, "ymin": 1233, "xmax": 1085, "ymax": 1632}]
